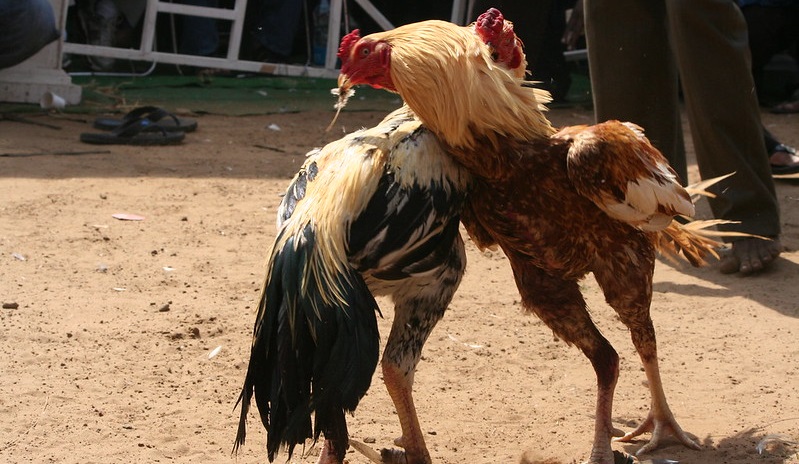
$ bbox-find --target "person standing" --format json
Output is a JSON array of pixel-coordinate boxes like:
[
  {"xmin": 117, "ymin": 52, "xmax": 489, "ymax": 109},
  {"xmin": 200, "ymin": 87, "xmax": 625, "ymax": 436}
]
[{"xmin": 583, "ymin": 0, "xmax": 783, "ymax": 275}]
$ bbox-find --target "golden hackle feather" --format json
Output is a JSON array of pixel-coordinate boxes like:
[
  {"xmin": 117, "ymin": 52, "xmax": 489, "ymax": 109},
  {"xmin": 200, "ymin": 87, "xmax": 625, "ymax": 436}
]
[
  {"xmin": 269, "ymin": 133, "xmax": 388, "ymax": 311},
  {"xmin": 680, "ymin": 172, "xmax": 765, "ymax": 240},
  {"xmin": 367, "ymin": 20, "xmax": 555, "ymax": 151}
]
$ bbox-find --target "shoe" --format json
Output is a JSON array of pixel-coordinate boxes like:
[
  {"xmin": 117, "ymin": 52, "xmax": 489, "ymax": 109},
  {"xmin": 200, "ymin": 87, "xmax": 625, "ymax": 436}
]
[{"xmin": 769, "ymin": 143, "xmax": 799, "ymax": 175}]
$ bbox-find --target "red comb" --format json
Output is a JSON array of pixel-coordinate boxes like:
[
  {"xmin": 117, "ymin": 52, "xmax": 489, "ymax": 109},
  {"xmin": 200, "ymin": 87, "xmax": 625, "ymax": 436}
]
[
  {"xmin": 338, "ymin": 29, "xmax": 362, "ymax": 66},
  {"xmin": 475, "ymin": 8, "xmax": 505, "ymax": 42},
  {"xmin": 474, "ymin": 8, "xmax": 522, "ymax": 70}
]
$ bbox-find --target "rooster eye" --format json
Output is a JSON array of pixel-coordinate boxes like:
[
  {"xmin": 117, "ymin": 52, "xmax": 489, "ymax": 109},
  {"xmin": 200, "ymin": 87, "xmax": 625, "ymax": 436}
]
[{"xmin": 360, "ymin": 48, "xmax": 370, "ymax": 57}]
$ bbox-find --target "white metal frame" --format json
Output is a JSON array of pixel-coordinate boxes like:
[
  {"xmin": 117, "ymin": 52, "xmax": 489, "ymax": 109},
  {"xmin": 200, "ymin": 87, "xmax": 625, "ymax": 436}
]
[
  {"xmin": 61, "ymin": 0, "xmax": 473, "ymax": 78},
  {"xmin": 63, "ymin": 0, "xmax": 334, "ymax": 77}
]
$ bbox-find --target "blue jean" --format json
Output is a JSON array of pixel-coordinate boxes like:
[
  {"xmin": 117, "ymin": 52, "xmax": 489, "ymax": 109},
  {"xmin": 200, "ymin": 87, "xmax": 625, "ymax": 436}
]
[
  {"xmin": 0, "ymin": 0, "xmax": 60, "ymax": 69},
  {"xmin": 177, "ymin": 0, "xmax": 220, "ymax": 57},
  {"xmin": 250, "ymin": 0, "xmax": 303, "ymax": 57}
]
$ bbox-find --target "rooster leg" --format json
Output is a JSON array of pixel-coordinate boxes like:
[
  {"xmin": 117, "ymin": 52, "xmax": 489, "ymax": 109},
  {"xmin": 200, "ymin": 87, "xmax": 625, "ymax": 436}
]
[
  {"xmin": 581, "ymin": 340, "xmax": 624, "ymax": 464},
  {"xmin": 592, "ymin": 251, "xmax": 700, "ymax": 456},
  {"xmin": 379, "ymin": 288, "xmax": 452, "ymax": 464},
  {"xmin": 381, "ymin": 274, "xmax": 466, "ymax": 464},
  {"xmin": 317, "ymin": 439, "xmax": 345, "ymax": 464},
  {"xmin": 376, "ymin": 242, "xmax": 465, "ymax": 464},
  {"xmin": 380, "ymin": 360, "xmax": 430, "ymax": 464},
  {"xmin": 316, "ymin": 407, "xmax": 350, "ymax": 464},
  {"xmin": 510, "ymin": 261, "xmax": 621, "ymax": 464}
]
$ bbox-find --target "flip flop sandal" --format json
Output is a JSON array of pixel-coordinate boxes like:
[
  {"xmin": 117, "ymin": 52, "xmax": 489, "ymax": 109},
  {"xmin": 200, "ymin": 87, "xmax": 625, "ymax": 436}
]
[
  {"xmin": 93, "ymin": 106, "xmax": 198, "ymax": 132},
  {"xmin": 770, "ymin": 144, "xmax": 799, "ymax": 175},
  {"xmin": 80, "ymin": 115, "xmax": 185, "ymax": 146},
  {"xmin": 771, "ymin": 163, "xmax": 799, "ymax": 175},
  {"xmin": 770, "ymin": 100, "xmax": 799, "ymax": 114}
]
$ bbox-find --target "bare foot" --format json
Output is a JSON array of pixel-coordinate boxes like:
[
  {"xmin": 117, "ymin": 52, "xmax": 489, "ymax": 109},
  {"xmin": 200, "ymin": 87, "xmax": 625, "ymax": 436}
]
[{"xmin": 719, "ymin": 237, "xmax": 781, "ymax": 275}]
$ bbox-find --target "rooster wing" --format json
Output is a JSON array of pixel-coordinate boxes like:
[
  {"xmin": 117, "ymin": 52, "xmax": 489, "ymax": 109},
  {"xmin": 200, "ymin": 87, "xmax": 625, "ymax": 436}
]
[{"xmin": 554, "ymin": 121, "xmax": 694, "ymax": 232}]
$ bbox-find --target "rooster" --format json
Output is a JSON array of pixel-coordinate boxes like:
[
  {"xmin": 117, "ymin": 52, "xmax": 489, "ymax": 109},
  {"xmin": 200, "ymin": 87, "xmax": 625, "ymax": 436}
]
[
  {"xmin": 337, "ymin": 9, "xmax": 721, "ymax": 464},
  {"xmin": 233, "ymin": 105, "xmax": 471, "ymax": 464},
  {"xmin": 235, "ymin": 13, "xmax": 539, "ymax": 464}
]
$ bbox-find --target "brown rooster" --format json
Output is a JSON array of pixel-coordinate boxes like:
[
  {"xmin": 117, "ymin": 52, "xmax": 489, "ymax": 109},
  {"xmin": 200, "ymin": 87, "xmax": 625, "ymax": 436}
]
[{"xmin": 337, "ymin": 9, "xmax": 720, "ymax": 464}]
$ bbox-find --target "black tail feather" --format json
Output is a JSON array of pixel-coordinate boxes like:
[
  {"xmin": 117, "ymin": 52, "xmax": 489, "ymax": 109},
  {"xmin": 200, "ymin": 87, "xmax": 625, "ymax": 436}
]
[{"xmin": 235, "ymin": 224, "xmax": 381, "ymax": 461}]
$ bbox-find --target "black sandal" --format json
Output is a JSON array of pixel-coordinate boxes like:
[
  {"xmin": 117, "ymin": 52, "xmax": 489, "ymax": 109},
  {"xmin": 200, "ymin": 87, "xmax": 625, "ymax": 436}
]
[
  {"xmin": 93, "ymin": 106, "xmax": 197, "ymax": 133},
  {"xmin": 80, "ymin": 112, "xmax": 185, "ymax": 146}
]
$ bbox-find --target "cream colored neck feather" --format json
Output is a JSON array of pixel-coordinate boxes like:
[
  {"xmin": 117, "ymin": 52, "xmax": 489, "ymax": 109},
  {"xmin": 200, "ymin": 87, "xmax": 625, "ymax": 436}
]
[{"xmin": 373, "ymin": 21, "xmax": 556, "ymax": 151}]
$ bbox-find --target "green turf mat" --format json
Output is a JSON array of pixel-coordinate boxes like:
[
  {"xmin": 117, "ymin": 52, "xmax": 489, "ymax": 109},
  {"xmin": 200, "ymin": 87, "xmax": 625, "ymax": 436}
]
[
  {"xmin": 1, "ymin": 72, "xmax": 590, "ymax": 116},
  {"xmin": 1, "ymin": 74, "xmax": 404, "ymax": 116}
]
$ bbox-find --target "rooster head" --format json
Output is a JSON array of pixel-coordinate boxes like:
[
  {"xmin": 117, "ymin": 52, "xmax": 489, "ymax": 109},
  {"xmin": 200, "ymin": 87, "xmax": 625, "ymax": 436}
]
[
  {"xmin": 337, "ymin": 29, "xmax": 395, "ymax": 95},
  {"xmin": 335, "ymin": 12, "xmax": 553, "ymax": 150},
  {"xmin": 337, "ymin": 9, "xmax": 526, "ymax": 96}
]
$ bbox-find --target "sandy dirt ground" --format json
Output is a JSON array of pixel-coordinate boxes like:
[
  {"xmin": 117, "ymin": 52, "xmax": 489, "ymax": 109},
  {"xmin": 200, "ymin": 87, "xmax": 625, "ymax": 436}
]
[{"xmin": 1, "ymin": 106, "xmax": 798, "ymax": 464}]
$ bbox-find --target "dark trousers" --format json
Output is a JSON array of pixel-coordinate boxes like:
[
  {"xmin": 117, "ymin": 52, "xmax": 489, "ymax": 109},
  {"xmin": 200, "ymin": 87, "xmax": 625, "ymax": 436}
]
[{"xmin": 584, "ymin": 0, "xmax": 780, "ymax": 237}]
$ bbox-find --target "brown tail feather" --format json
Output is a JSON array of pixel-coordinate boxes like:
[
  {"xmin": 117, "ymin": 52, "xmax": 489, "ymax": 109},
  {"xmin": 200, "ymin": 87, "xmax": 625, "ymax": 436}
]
[
  {"xmin": 656, "ymin": 220, "xmax": 722, "ymax": 267},
  {"xmin": 657, "ymin": 172, "xmax": 767, "ymax": 267}
]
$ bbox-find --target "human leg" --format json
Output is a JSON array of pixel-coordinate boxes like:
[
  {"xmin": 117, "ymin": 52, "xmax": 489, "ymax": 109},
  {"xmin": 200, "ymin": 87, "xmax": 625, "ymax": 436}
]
[
  {"xmin": 584, "ymin": 0, "xmax": 688, "ymax": 180},
  {"xmin": 178, "ymin": 0, "xmax": 219, "ymax": 57},
  {"xmin": 249, "ymin": 0, "xmax": 304, "ymax": 60},
  {"xmin": 668, "ymin": 0, "xmax": 781, "ymax": 274}
]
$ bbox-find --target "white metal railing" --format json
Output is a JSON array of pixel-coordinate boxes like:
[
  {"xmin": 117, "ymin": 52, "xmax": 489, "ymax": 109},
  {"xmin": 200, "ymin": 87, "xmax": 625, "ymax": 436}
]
[{"xmin": 60, "ymin": 0, "xmax": 480, "ymax": 78}]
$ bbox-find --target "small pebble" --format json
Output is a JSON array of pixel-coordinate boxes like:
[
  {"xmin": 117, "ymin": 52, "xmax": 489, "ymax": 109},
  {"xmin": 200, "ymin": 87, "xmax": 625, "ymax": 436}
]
[{"xmin": 2, "ymin": 302, "xmax": 19, "ymax": 309}]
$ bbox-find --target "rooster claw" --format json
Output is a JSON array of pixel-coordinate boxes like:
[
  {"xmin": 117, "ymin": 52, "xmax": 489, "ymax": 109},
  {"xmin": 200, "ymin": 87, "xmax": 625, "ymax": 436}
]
[
  {"xmin": 380, "ymin": 448, "xmax": 411, "ymax": 463},
  {"xmin": 614, "ymin": 413, "xmax": 700, "ymax": 456},
  {"xmin": 612, "ymin": 450, "xmax": 681, "ymax": 464},
  {"xmin": 348, "ymin": 439, "xmax": 421, "ymax": 464},
  {"xmin": 614, "ymin": 450, "xmax": 636, "ymax": 464},
  {"xmin": 348, "ymin": 439, "xmax": 384, "ymax": 463}
]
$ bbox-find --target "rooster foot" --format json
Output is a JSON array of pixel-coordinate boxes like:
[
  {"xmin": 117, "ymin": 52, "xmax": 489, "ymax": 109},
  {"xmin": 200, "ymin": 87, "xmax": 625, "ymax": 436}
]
[
  {"xmin": 380, "ymin": 447, "xmax": 411, "ymax": 464},
  {"xmin": 582, "ymin": 440, "xmax": 630, "ymax": 464},
  {"xmin": 349, "ymin": 438, "xmax": 430, "ymax": 464},
  {"xmin": 612, "ymin": 450, "xmax": 637, "ymax": 464},
  {"xmin": 349, "ymin": 439, "xmax": 386, "ymax": 464},
  {"xmin": 379, "ymin": 446, "xmax": 432, "ymax": 464},
  {"xmin": 614, "ymin": 412, "xmax": 700, "ymax": 455}
]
